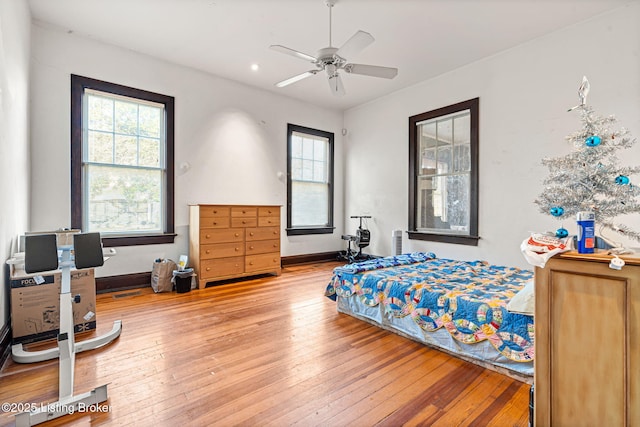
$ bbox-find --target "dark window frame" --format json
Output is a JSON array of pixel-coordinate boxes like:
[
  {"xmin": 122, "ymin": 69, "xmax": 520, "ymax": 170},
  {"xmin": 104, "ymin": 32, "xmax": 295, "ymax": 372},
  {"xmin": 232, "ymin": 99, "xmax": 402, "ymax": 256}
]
[
  {"xmin": 408, "ymin": 98, "xmax": 480, "ymax": 246},
  {"xmin": 70, "ymin": 74, "xmax": 176, "ymax": 247},
  {"xmin": 286, "ymin": 123, "xmax": 335, "ymax": 236}
]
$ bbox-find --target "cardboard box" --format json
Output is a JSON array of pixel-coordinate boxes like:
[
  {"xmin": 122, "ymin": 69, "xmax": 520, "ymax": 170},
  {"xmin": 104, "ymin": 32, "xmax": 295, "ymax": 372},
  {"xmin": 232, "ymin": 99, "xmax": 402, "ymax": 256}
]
[{"xmin": 10, "ymin": 267, "xmax": 97, "ymax": 344}]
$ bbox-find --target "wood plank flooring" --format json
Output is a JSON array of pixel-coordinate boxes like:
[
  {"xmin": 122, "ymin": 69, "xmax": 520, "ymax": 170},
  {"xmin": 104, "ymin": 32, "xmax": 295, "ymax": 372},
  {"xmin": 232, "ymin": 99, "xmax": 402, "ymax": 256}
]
[{"xmin": 0, "ymin": 262, "xmax": 531, "ymax": 426}]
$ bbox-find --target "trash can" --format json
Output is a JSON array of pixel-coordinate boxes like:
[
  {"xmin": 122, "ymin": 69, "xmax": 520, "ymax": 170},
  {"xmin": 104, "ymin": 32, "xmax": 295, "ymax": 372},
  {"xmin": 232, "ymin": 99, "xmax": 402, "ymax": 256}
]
[{"xmin": 172, "ymin": 268, "xmax": 194, "ymax": 293}]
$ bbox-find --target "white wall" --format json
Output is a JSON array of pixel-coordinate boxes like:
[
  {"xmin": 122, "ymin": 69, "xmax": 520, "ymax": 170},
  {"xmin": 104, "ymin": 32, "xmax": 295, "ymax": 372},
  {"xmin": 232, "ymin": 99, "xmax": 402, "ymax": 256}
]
[
  {"xmin": 29, "ymin": 23, "xmax": 344, "ymax": 277},
  {"xmin": 344, "ymin": 3, "xmax": 640, "ymax": 269},
  {"xmin": 0, "ymin": 0, "xmax": 30, "ymax": 331}
]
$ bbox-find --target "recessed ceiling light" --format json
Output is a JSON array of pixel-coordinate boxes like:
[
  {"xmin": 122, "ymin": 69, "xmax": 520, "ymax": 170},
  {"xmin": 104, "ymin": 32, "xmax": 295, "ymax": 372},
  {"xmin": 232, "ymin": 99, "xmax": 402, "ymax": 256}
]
[{"xmin": 251, "ymin": 64, "xmax": 260, "ymax": 71}]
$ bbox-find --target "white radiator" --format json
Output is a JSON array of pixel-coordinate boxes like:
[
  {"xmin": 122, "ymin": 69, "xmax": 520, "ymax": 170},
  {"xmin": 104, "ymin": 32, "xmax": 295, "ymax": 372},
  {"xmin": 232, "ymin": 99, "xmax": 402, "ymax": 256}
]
[{"xmin": 392, "ymin": 229, "xmax": 402, "ymax": 256}]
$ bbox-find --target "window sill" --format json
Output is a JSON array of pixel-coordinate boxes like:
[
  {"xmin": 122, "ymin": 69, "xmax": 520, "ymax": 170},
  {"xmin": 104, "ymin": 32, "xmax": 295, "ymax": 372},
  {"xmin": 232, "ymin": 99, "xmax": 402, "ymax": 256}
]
[
  {"xmin": 286, "ymin": 227, "xmax": 335, "ymax": 236},
  {"xmin": 407, "ymin": 231, "xmax": 480, "ymax": 246},
  {"xmin": 101, "ymin": 233, "xmax": 177, "ymax": 247}
]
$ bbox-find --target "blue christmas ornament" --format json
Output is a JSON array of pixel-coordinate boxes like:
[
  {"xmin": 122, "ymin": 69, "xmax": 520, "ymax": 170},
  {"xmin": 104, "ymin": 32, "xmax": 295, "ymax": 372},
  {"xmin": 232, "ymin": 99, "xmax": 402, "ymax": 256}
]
[
  {"xmin": 615, "ymin": 175, "xmax": 630, "ymax": 185},
  {"xmin": 585, "ymin": 135, "xmax": 602, "ymax": 147},
  {"xmin": 556, "ymin": 228, "xmax": 569, "ymax": 238},
  {"xmin": 550, "ymin": 206, "xmax": 565, "ymax": 217}
]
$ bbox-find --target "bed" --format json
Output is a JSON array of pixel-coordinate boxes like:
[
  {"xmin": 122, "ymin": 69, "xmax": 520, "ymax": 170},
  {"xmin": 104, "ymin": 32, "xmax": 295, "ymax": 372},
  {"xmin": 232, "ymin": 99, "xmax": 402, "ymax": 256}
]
[{"xmin": 325, "ymin": 252, "xmax": 535, "ymax": 380}]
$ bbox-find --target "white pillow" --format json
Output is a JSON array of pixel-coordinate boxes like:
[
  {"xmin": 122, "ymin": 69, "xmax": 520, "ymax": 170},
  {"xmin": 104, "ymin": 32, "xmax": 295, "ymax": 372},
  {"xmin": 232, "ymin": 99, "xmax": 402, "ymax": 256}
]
[{"xmin": 507, "ymin": 279, "xmax": 535, "ymax": 316}]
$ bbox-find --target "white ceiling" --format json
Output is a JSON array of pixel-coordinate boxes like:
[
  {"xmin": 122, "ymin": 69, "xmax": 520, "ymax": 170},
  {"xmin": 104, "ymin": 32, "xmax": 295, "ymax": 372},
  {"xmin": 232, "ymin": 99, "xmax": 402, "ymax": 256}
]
[{"xmin": 28, "ymin": 0, "xmax": 633, "ymax": 111}]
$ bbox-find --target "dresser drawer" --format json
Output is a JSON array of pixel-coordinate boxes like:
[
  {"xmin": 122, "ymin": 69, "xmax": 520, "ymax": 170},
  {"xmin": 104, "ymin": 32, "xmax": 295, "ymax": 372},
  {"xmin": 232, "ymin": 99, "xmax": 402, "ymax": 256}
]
[
  {"xmin": 231, "ymin": 207, "xmax": 257, "ymax": 218},
  {"xmin": 199, "ymin": 217, "xmax": 230, "ymax": 229},
  {"xmin": 199, "ymin": 206, "xmax": 230, "ymax": 218},
  {"xmin": 246, "ymin": 239, "xmax": 280, "ymax": 255},
  {"xmin": 231, "ymin": 217, "xmax": 258, "ymax": 228},
  {"xmin": 258, "ymin": 207, "xmax": 279, "ymax": 217},
  {"xmin": 201, "ymin": 242, "xmax": 245, "ymax": 259},
  {"xmin": 200, "ymin": 228, "xmax": 244, "ymax": 244},
  {"xmin": 201, "ymin": 257, "xmax": 244, "ymax": 279},
  {"xmin": 258, "ymin": 216, "xmax": 280, "ymax": 227},
  {"xmin": 246, "ymin": 227, "xmax": 280, "ymax": 241},
  {"xmin": 245, "ymin": 252, "xmax": 280, "ymax": 272}
]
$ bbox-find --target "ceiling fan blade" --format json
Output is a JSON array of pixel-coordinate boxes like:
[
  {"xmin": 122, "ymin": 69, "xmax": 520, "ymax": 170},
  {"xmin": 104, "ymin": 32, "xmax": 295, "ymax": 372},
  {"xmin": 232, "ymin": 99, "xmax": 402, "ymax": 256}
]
[
  {"xmin": 270, "ymin": 45, "xmax": 318, "ymax": 63},
  {"xmin": 275, "ymin": 70, "xmax": 318, "ymax": 88},
  {"xmin": 336, "ymin": 30, "xmax": 374, "ymax": 60},
  {"xmin": 344, "ymin": 63, "xmax": 398, "ymax": 79},
  {"xmin": 328, "ymin": 73, "xmax": 346, "ymax": 96}
]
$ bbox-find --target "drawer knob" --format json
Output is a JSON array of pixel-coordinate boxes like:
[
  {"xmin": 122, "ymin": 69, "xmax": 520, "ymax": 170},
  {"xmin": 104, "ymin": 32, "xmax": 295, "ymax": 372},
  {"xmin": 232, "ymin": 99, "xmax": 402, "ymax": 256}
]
[
  {"xmin": 235, "ymin": 233, "xmax": 239, "ymax": 237},
  {"xmin": 206, "ymin": 234, "xmax": 211, "ymax": 239},
  {"xmin": 213, "ymin": 221, "xmax": 217, "ymax": 225},
  {"xmin": 250, "ymin": 246, "xmax": 254, "ymax": 250},
  {"xmin": 213, "ymin": 210, "xmax": 217, "ymax": 214},
  {"xmin": 206, "ymin": 267, "xmax": 211, "ymax": 271},
  {"xmin": 250, "ymin": 261, "xmax": 254, "ymax": 265},
  {"xmin": 242, "ymin": 210, "xmax": 246, "ymax": 213},
  {"xmin": 206, "ymin": 250, "xmax": 210, "ymax": 254},
  {"xmin": 242, "ymin": 220, "xmax": 246, "ymax": 224},
  {"xmin": 250, "ymin": 232, "xmax": 254, "ymax": 236},
  {"xmin": 235, "ymin": 247, "xmax": 240, "ymax": 251},
  {"xmin": 273, "ymin": 244, "xmax": 277, "ymax": 247},
  {"xmin": 273, "ymin": 231, "xmax": 277, "ymax": 235}
]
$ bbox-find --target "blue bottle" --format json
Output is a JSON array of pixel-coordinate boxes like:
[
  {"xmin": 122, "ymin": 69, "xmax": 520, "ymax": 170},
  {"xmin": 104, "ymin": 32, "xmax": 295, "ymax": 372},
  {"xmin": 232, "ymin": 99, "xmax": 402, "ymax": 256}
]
[{"xmin": 576, "ymin": 211, "xmax": 595, "ymax": 254}]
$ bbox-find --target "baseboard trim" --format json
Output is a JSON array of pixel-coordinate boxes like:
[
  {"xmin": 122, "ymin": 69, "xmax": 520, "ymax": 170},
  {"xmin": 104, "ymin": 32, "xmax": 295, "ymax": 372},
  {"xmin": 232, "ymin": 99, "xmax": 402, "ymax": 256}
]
[
  {"xmin": 281, "ymin": 251, "xmax": 340, "ymax": 267},
  {"xmin": 0, "ymin": 321, "xmax": 11, "ymax": 369},
  {"xmin": 95, "ymin": 253, "xmax": 341, "ymax": 293},
  {"xmin": 96, "ymin": 271, "xmax": 151, "ymax": 294}
]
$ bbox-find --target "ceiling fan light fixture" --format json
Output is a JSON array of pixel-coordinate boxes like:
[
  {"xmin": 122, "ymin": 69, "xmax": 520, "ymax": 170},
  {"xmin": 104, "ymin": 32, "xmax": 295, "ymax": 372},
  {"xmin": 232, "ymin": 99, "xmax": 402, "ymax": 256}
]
[{"xmin": 325, "ymin": 63, "xmax": 337, "ymax": 78}]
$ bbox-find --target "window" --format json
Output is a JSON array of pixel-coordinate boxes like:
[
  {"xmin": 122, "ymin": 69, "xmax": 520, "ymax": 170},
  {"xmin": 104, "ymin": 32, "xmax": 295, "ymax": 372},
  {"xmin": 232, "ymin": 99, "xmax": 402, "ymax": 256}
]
[
  {"xmin": 71, "ymin": 75, "xmax": 175, "ymax": 246},
  {"xmin": 286, "ymin": 124, "xmax": 334, "ymax": 235},
  {"xmin": 408, "ymin": 98, "xmax": 479, "ymax": 245}
]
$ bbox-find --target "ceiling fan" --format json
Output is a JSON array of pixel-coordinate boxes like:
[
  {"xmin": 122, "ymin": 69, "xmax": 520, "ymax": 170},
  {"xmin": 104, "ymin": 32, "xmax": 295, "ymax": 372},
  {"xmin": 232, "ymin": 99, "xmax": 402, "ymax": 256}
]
[{"xmin": 270, "ymin": 0, "xmax": 398, "ymax": 96}]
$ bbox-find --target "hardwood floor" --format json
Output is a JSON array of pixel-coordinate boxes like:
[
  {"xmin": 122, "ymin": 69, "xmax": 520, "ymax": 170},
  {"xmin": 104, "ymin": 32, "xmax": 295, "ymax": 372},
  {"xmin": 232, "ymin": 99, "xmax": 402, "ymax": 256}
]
[{"xmin": 0, "ymin": 262, "xmax": 531, "ymax": 426}]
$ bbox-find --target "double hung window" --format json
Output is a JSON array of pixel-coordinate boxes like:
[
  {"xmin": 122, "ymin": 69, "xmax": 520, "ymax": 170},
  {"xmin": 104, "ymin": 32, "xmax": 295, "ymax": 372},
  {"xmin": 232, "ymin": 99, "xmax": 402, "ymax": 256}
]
[
  {"xmin": 286, "ymin": 124, "xmax": 334, "ymax": 235},
  {"xmin": 71, "ymin": 75, "xmax": 175, "ymax": 246},
  {"xmin": 408, "ymin": 98, "xmax": 479, "ymax": 245}
]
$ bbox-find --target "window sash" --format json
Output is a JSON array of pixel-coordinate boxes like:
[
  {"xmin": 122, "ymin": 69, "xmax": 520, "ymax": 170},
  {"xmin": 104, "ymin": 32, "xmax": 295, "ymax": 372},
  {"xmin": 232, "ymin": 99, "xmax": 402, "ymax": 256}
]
[{"xmin": 81, "ymin": 90, "xmax": 167, "ymax": 235}]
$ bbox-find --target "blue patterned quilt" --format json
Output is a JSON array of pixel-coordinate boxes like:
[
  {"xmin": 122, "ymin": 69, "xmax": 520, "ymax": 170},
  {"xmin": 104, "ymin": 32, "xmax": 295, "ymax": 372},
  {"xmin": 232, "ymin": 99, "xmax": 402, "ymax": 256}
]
[{"xmin": 325, "ymin": 253, "xmax": 535, "ymax": 363}]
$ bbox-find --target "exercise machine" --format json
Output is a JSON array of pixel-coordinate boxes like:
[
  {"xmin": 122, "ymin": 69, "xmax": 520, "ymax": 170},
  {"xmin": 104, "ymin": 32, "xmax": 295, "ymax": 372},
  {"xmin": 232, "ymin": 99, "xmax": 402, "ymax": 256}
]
[
  {"xmin": 13, "ymin": 232, "xmax": 122, "ymax": 426},
  {"xmin": 339, "ymin": 215, "xmax": 372, "ymax": 263}
]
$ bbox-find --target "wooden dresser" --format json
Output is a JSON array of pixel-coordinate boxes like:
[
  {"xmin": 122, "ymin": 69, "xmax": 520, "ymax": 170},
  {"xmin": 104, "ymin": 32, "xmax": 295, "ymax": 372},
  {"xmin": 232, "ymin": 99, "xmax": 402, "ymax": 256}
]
[
  {"xmin": 534, "ymin": 250, "xmax": 640, "ymax": 426},
  {"xmin": 189, "ymin": 204, "xmax": 281, "ymax": 289}
]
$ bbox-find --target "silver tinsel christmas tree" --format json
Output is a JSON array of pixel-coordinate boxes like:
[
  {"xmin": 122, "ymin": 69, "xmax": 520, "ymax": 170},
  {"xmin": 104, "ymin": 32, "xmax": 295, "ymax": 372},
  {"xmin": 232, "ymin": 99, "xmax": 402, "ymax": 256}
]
[{"xmin": 535, "ymin": 77, "xmax": 640, "ymax": 243}]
